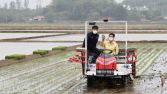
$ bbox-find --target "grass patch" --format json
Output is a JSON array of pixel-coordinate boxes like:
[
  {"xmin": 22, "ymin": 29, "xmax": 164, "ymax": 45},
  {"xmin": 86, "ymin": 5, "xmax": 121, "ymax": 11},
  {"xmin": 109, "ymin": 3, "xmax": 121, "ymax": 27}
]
[
  {"xmin": 33, "ymin": 50, "xmax": 49, "ymax": 54},
  {"xmin": 52, "ymin": 46, "xmax": 67, "ymax": 50},
  {"xmin": 5, "ymin": 54, "xmax": 26, "ymax": 59}
]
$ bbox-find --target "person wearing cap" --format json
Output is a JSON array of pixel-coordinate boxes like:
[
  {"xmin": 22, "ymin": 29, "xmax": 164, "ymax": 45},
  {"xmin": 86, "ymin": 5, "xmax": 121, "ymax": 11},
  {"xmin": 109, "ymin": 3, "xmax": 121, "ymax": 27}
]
[
  {"xmin": 82, "ymin": 26, "xmax": 101, "ymax": 63},
  {"xmin": 100, "ymin": 33, "xmax": 119, "ymax": 55}
]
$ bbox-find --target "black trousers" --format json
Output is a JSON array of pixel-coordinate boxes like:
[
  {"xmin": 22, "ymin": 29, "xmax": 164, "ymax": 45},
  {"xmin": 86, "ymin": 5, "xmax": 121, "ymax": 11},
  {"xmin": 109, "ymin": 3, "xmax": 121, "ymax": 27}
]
[
  {"xmin": 82, "ymin": 47, "xmax": 101, "ymax": 75},
  {"xmin": 88, "ymin": 47, "xmax": 101, "ymax": 63}
]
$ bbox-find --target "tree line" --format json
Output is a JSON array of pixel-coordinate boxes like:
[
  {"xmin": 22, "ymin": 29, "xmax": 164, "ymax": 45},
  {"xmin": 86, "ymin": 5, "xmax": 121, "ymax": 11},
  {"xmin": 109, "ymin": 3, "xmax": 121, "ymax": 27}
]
[
  {"xmin": 2, "ymin": 0, "xmax": 29, "ymax": 10},
  {"xmin": 0, "ymin": 0, "xmax": 163, "ymax": 23}
]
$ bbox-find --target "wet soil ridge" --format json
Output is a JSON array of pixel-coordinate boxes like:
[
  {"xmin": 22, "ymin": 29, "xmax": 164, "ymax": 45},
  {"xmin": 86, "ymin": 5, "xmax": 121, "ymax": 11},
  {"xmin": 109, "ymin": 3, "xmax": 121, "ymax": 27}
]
[
  {"xmin": 1, "ymin": 40, "xmax": 167, "ymax": 43},
  {"xmin": 1, "ymin": 30, "xmax": 167, "ymax": 34},
  {"xmin": 0, "ymin": 44, "xmax": 82, "ymax": 67},
  {"xmin": 0, "ymin": 25, "xmax": 167, "ymax": 30}
]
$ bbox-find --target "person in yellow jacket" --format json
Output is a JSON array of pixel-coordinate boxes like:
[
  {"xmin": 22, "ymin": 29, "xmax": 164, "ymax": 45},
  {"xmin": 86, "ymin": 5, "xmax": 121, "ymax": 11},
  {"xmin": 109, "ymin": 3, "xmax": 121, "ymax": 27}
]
[{"xmin": 100, "ymin": 33, "xmax": 119, "ymax": 55}]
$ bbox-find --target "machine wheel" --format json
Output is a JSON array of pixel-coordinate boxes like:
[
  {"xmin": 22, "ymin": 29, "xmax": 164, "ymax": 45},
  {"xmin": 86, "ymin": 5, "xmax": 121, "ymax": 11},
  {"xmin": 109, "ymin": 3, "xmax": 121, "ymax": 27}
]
[
  {"xmin": 129, "ymin": 74, "xmax": 134, "ymax": 81},
  {"xmin": 87, "ymin": 76, "xmax": 93, "ymax": 87},
  {"xmin": 122, "ymin": 76, "xmax": 128, "ymax": 87}
]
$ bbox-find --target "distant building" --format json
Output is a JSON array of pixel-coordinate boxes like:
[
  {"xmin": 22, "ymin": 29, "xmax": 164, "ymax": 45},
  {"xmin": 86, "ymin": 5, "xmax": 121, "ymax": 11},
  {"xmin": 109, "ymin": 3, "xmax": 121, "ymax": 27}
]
[
  {"xmin": 124, "ymin": 5, "xmax": 149, "ymax": 11},
  {"xmin": 33, "ymin": 16, "xmax": 45, "ymax": 21},
  {"xmin": 163, "ymin": 17, "xmax": 167, "ymax": 21},
  {"xmin": 114, "ymin": 0, "xmax": 124, "ymax": 3}
]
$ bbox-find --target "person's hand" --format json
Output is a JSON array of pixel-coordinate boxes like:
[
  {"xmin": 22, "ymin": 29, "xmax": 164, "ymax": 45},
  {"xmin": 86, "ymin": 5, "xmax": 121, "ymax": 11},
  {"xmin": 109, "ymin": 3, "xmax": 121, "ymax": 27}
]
[{"xmin": 102, "ymin": 35, "xmax": 105, "ymax": 41}]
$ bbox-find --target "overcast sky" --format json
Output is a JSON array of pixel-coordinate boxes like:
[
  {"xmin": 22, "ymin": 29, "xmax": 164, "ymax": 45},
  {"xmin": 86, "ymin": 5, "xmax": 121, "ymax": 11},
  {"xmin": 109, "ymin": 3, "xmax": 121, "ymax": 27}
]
[
  {"xmin": 0, "ymin": 0, "xmax": 52, "ymax": 9},
  {"xmin": 0, "ymin": 0, "xmax": 123, "ymax": 9}
]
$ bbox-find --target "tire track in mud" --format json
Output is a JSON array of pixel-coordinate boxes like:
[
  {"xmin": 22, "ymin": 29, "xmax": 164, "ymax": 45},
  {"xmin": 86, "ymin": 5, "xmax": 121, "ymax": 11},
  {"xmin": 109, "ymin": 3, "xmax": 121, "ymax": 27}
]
[
  {"xmin": 136, "ymin": 47, "xmax": 161, "ymax": 72},
  {"xmin": 134, "ymin": 47, "xmax": 167, "ymax": 83},
  {"xmin": 137, "ymin": 46, "xmax": 153, "ymax": 57},
  {"xmin": 136, "ymin": 46, "xmax": 157, "ymax": 67},
  {"xmin": 137, "ymin": 48, "xmax": 161, "ymax": 72}
]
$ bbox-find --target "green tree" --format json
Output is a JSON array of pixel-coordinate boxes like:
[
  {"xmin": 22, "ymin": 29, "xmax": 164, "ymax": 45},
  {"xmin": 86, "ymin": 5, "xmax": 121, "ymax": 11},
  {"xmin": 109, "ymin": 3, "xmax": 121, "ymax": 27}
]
[
  {"xmin": 152, "ymin": 10, "xmax": 161, "ymax": 18},
  {"xmin": 54, "ymin": 0, "xmax": 70, "ymax": 12},
  {"xmin": 17, "ymin": 15, "xmax": 24, "ymax": 22},
  {"xmin": 0, "ymin": 11, "xmax": 6, "ymax": 23},
  {"xmin": 7, "ymin": 12, "xmax": 14, "ymax": 22},
  {"xmin": 113, "ymin": 4, "xmax": 127, "ymax": 20},
  {"xmin": 71, "ymin": 2, "xmax": 86, "ymax": 20},
  {"xmin": 128, "ymin": 11, "xmax": 140, "ymax": 21},
  {"xmin": 140, "ymin": 11, "xmax": 150, "ymax": 20},
  {"xmin": 45, "ymin": 13, "xmax": 55, "ymax": 23},
  {"xmin": 152, "ymin": 10, "xmax": 161, "ymax": 21}
]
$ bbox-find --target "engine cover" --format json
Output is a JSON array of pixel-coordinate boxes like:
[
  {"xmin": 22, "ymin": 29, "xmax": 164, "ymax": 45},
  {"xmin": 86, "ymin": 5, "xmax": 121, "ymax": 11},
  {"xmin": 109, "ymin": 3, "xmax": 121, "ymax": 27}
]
[{"xmin": 96, "ymin": 53, "xmax": 116, "ymax": 70}]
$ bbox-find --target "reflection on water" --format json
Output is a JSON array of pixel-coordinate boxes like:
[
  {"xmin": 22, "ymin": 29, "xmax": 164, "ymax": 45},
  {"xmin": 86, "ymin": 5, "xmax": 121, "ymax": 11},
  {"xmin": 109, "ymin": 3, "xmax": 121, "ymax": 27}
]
[
  {"xmin": 25, "ymin": 34, "xmax": 167, "ymax": 41},
  {"xmin": 0, "ymin": 33, "xmax": 65, "ymax": 40},
  {"xmin": 0, "ymin": 42, "xmax": 81, "ymax": 60}
]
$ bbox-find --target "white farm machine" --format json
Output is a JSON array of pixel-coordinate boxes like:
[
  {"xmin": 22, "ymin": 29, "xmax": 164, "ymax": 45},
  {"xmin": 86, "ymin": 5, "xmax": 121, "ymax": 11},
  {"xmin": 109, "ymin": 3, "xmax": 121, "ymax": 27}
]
[{"xmin": 69, "ymin": 19, "xmax": 138, "ymax": 87}]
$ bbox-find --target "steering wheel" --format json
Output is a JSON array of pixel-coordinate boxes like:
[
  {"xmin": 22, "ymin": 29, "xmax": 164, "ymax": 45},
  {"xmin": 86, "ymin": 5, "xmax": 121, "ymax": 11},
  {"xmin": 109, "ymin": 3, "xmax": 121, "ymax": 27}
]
[{"xmin": 100, "ymin": 49, "xmax": 113, "ymax": 54}]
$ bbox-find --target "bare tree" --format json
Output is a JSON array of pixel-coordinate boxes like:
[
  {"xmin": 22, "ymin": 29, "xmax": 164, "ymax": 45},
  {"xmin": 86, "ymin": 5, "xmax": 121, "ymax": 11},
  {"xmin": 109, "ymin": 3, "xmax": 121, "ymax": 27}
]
[
  {"xmin": 24, "ymin": 0, "xmax": 29, "ymax": 9},
  {"xmin": 10, "ymin": 1, "xmax": 16, "ymax": 10},
  {"xmin": 16, "ymin": 0, "xmax": 22, "ymax": 10},
  {"xmin": 4, "ymin": 2, "xmax": 8, "ymax": 9},
  {"xmin": 36, "ymin": 4, "xmax": 39, "ymax": 9}
]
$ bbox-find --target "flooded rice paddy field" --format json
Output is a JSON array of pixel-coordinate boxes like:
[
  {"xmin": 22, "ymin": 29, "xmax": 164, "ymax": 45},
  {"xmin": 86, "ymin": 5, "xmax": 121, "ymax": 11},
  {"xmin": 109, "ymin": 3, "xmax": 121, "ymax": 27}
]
[
  {"xmin": 0, "ymin": 42, "xmax": 81, "ymax": 60},
  {"xmin": 0, "ymin": 33, "xmax": 65, "ymax": 40},
  {"xmin": 24, "ymin": 34, "xmax": 167, "ymax": 41},
  {"xmin": 0, "ymin": 43, "xmax": 167, "ymax": 94}
]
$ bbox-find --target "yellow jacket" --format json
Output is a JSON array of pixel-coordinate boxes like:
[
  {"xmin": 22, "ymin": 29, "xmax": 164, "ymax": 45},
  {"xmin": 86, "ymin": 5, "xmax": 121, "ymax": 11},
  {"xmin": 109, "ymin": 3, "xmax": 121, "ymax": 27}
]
[{"xmin": 100, "ymin": 38, "xmax": 119, "ymax": 55}]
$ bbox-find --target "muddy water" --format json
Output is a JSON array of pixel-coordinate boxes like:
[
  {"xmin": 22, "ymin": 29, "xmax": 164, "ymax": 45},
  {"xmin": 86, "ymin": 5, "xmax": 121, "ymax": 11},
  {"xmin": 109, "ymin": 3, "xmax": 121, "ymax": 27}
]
[
  {"xmin": 72, "ymin": 80, "xmax": 163, "ymax": 94},
  {"xmin": 72, "ymin": 76, "xmax": 164, "ymax": 93},
  {"xmin": 25, "ymin": 34, "xmax": 167, "ymax": 41}
]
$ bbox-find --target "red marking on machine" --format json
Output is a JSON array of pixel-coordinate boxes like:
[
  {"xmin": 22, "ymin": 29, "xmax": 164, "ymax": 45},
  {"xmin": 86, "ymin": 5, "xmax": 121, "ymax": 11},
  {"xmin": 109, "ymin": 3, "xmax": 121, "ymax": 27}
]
[
  {"xmin": 161, "ymin": 76, "xmax": 163, "ymax": 86},
  {"xmin": 96, "ymin": 57, "xmax": 116, "ymax": 70},
  {"xmin": 103, "ymin": 19, "xmax": 108, "ymax": 22},
  {"xmin": 126, "ymin": 49, "xmax": 137, "ymax": 76},
  {"xmin": 68, "ymin": 50, "xmax": 86, "ymax": 74}
]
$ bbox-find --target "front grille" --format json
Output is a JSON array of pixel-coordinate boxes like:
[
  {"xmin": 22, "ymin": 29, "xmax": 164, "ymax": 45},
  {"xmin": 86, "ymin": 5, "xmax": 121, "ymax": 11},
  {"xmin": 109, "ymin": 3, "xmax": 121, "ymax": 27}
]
[{"xmin": 102, "ymin": 65, "xmax": 109, "ymax": 69}]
